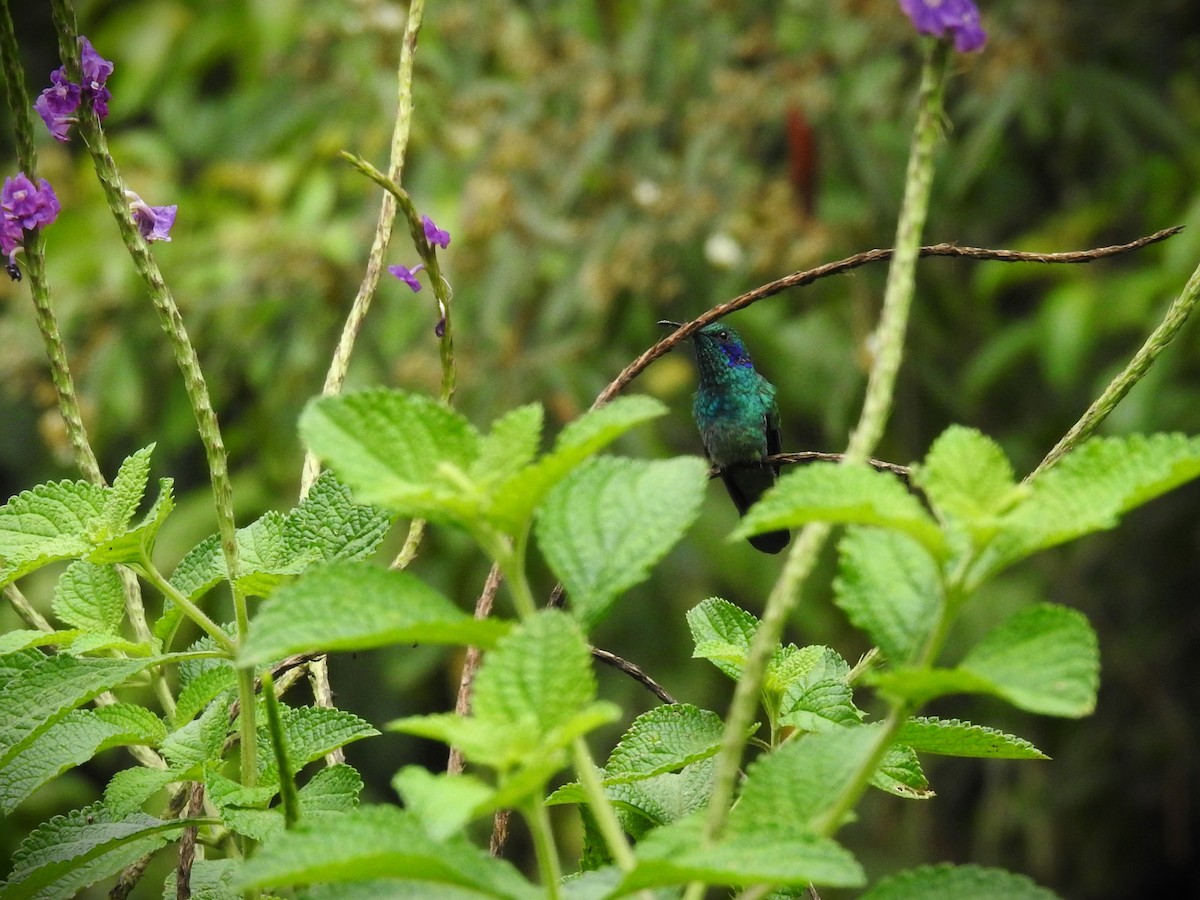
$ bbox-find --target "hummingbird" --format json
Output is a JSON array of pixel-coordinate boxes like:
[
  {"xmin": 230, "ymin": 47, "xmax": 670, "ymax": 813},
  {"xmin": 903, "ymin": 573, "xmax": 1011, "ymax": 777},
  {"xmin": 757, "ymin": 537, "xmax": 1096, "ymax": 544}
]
[{"xmin": 659, "ymin": 320, "xmax": 790, "ymax": 554}]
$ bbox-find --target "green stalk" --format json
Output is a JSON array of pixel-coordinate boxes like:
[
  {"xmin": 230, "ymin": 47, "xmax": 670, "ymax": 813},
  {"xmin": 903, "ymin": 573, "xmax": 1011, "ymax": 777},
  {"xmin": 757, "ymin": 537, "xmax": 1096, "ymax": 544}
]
[
  {"xmin": 1031, "ymin": 255, "xmax": 1200, "ymax": 478},
  {"xmin": 571, "ymin": 737, "xmax": 636, "ymax": 871},
  {"xmin": 134, "ymin": 555, "xmax": 237, "ymax": 656},
  {"xmin": 523, "ymin": 799, "xmax": 563, "ymax": 899},
  {"xmin": 300, "ymin": 0, "xmax": 429, "ymax": 495},
  {"xmin": 697, "ymin": 37, "xmax": 952, "ymax": 857},
  {"xmin": 260, "ymin": 670, "xmax": 300, "ymax": 828}
]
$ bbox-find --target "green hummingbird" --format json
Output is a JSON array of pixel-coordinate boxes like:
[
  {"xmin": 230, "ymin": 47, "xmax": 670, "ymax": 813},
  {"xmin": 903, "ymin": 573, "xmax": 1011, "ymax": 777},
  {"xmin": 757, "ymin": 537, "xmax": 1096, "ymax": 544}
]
[{"xmin": 659, "ymin": 320, "xmax": 790, "ymax": 554}]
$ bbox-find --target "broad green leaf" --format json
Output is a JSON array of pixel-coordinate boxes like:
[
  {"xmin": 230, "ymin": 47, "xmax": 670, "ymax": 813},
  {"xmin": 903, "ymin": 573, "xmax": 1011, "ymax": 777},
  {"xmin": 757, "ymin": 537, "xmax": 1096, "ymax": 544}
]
[
  {"xmin": 870, "ymin": 743, "xmax": 932, "ymax": 799},
  {"xmin": 214, "ymin": 763, "xmax": 364, "ymax": 843},
  {"xmin": 0, "ymin": 704, "xmax": 165, "ymax": 815},
  {"xmin": 163, "ymin": 858, "xmax": 238, "ymax": 900},
  {"xmin": 897, "ymin": 716, "xmax": 1048, "ymax": 759},
  {"xmin": 833, "ymin": 527, "xmax": 942, "ymax": 665},
  {"xmin": 470, "ymin": 403, "xmax": 544, "ymax": 485},
  {"xmin": 0, "ymin": 654, "xmax": 160, "ymax": 772},
  {"xmin": 536, "ymin": 456, "xmax": 708, "ymax": 628},
  {"xmin": 983, "ymin": 433, "xmax": 1200, "ymax": 577},
  {"xmin": 860, "ymin": 862, "xmax": 1061, "ymax": 899},
  {"xmin": 603, "ymin": 703, "xmax": 725, "ymax": 781},
  {"xmin": 0, "ymin": 480, "xmax": 107, "ymax": 588},
  {"xmin": 284, "ymin": 470, "xmax": 393, "ymax": 563},
  {"xmin": 913, "ymin": 426, "xmax": 1022, "ymax": 524},
  {"xmin": 686, "ymin": 597, "xmax": 760, "ymax": 680},
  {"xmin": 960, "ymin": 603, "xmax": 1099, "ymax": 717},
  {"xmin": 623, "ymin": 814, "xmax": 865, "ymax": 891},
  {"xmin": 733, "ymin": 462, "xmax": 946, "ymax": 558},
  {"xmin": 258, "ymin": 705, "xmax": 378, "ymax": 780},
  {"xmin": 297, "ymin": 882, "xmax": 486, "ymax": 900},
  {"xmin": 731, "ymin": 725, "xmax": 879, "ymax": 833},
  {"xmin": 174, "ymin": 664, "xmax": 237, "ymax": 726},
  {"xmin": 0, "ymin": 803, "xmax": 187, "ymax": 900},
  {"xmin": 239, "ymin": 562, "xmax": 509, "ymax": 666},
  {"xmin": 489, "ymin": 395, "xmax": 668, "ymax": 532},
  {"xmin": 775, "ymin": 646, "xmax": 864, "ymax": 733},
  {"xmin": 88, "ymin": 478, "xmax": 175, "ymax": 565},
  {"xmin": 392, "ymin": 766, "xmax": 496, "ymax": 840},
  {"xmin": 0, "ymin": 630, "xmax": 81, "ymax": 653},
  {"xmin": 52, "ymin": 561, "xmax": 126, "ymax": 634},
  {"xmin": 160, "ymin": 697, "xmax": 232, "ymax": 772},
  {"xmin": 299, "ymin": 388, "xmax": 482, "ymax": 521},
  {"xmin": 235, "ymin": 805, "xmax": 537, "ymax": 899},
  {"xmin": 101, "ymin": 445, "xmax": 156, "ymax": 530},
  {"xmin": 104, "ymin": 765, "xmax": 182, "ymax": 816},
  {"xmin": 870, "ymin": 667, "xmax": 998, "ymax": 709}
]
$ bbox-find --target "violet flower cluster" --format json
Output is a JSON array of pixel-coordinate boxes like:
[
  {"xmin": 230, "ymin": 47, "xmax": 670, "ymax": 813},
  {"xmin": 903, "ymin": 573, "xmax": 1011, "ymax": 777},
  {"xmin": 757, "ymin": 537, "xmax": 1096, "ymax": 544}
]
[
  {"xmin": 899, "ymin": 0, "xmax": 987, "ymax": 52},
  {"xmin": 1, "ymin": 173, "xmax": 59, "ymax": 273},
  {"xmin": 388, "ymin": 215, "xmax": 452, "ymax": 336},
  {"xmin": 34, "ymin": 36, "xmax": 114, "ymax": 142}
]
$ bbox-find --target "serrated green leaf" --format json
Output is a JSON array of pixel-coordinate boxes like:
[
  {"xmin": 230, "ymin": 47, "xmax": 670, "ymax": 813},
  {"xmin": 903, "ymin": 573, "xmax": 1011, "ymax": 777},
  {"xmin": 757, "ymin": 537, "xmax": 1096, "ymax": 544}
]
[
  {"xmin": 284, "ymin": 471, "xmax": 393, "ymax": 564},
  {"xmin": 733, "ymin": 462, "xmax": 946, "ymax": 558},
  {"xmin": 296, "ymin": 882, "xmax": 487, "ymax": 900},
  {"xmin": 215, "ymin": 763, "xmax": 365, "ymax": 843},
  {"xmin": 489, "ymin": 396, "xmax": 668, "ymax": 532},
  {"xmin": 52, "ymin": 562, "xmax": 126, "ymax": 634},
  {"xmin": 870, "ymin": 743, "xmax": 932, "ymax": 799},
  {"xmin": 775, "ymin": 646, "xmax": 864, "ymax": 733},
  {"xmin": 240, "ymin": 562, "xmax": 508, "ymax": 665},
  {"xmin": 101, "ymin": 445, "xmax": 156, "ymax": 531},
  {"xmin": 103, "ymin": 766, "xmax": 182, "ymax": 816},
  {"xmin": 299, "ymin": 388, "xmax": 483, "ymax": 523},
  {"xmin": 175, "ymin": 664, "xmax": 237, "ymax": 726},
  {"xmin": 960, "ymin": 603, "xmax": 1099, "ymax": 717},
  {"xmin": 160, "ymin": 697, "xmax": 232, "ymax": 772},
  {"xmin": 536, "ymin": 456, "xmax": 708, "ymax": 628},
  {"xmin": 860, "ymin": 862, "xmax": 1061, "ymax": 899},
  {"xmin": 897, "ymin": 716, "xmax": 1048, "ymax": 759},
  {"xmin": 732, "ymin": 726, "xmax": 879, "ymax": 833},
  {"xmin": 259, "ymin": 706, "xmax": 378, "ymax": 780},
  {"xmin": 64, "ymin": 633, "xmax": 153, "ymax": 657},
  {"xmin": 604, "ymin": 703, "xmax": 725, "ymax": 781},
  {"xmin": 0, "ymin": 480, "xmax": 107, "ymax": 588},
  {"xmin": 235, "ymin": 805, "xmax": 537, "ymax": 899},
  {"xmin": 913, "ymin": 426, "xmax": 1021, "ymax": 523},
  {"xmin": 88, "ymin": 478, "xmax": 175, "ymax": 565},
  {"xmin": 0, "ymin": 704, "xmax": 164, "ymax": 815},
  {"xmin": 163, "ymin": 858, "xmax": 239, "ymax": 900},
  {"xmin": 984, "ymin": 433, "xmax": 1200, "ymax": 577},
  {"xmin": 0, "ymin": 654, "xmax": 160, "ymax": 772},
  {"xmin": 833, "ymin": 526, "xmax": 942, "ymax": 666},
  {"xmin": 0, "ymin": 630, "xmax": 81, "ymax": 653},
  {"xmin": 623, "ymin": 814, "xmax": 865, "ymax": 891},
  {"xmin": 686, "ymin": 597, "xmax": 760, "ymax": 680},
  {"xmin": 0, "ymin": 802, "xmax": 187, "ymax": 900},
  {"xmin": 392, "ymin": 766, "xmax": 496, "ymax": 840},
  {"xmin": 470, "ymin": 403, "xmax": 544, "ymax": 485},
  {"xmin": 869, "ymin": 666, "xmax": 998, "ymax": 708}
]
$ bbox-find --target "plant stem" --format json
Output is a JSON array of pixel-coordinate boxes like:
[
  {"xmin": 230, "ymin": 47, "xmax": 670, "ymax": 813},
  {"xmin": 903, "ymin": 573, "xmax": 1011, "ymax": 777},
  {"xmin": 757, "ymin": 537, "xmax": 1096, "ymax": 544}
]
[
  {"xmin": 571, "ymin": 737, "xmax": 636, "ymax": 871},
  {"xmin": 260, "ymin": 670, "xmax": 299, "ymax": 827},
  {"xmin": 699, "ymin": 37, "xmax": 951, "ymax": 852},
  {"xmin": 134, "ymin": 555, "xmax": 237, "ymax": 656},
  {"xmin": 300, "ymin": 0, "xmax": 428, "ymax": 496},
  {"xmin": 523, "ymin": 800, "xmax": 563, "ymax": 899},
  {"xmin": 1031, "ymin": 255, "xmax": 1200, "ymax": 478}
]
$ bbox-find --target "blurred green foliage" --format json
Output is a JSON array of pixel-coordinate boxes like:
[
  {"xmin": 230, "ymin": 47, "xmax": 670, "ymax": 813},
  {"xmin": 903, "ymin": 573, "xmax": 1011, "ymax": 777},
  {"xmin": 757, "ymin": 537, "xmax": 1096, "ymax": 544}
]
[{"xmin": 3, "ymin": 0, "xmax": 1200, "ymax": 896}]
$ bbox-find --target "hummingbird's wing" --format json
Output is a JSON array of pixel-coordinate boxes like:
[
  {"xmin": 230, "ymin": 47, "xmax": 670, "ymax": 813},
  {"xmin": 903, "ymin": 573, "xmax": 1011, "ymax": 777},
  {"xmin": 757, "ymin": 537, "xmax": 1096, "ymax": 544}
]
[{"xmin": 765, "ymin": 402, "xmax": 782, "ymax": 476}]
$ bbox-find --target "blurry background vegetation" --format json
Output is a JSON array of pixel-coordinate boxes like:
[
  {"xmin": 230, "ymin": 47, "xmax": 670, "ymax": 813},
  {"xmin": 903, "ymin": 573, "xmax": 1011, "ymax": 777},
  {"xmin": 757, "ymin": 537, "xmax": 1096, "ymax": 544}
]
[{"xmin": 3, "ymin": 0, "xmax": 1200, "ymax": 896}]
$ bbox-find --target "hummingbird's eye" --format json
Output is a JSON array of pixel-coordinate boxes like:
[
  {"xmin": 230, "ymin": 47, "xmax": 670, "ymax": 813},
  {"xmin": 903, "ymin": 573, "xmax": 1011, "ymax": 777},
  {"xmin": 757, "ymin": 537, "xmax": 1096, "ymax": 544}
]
[{"xmin": 717, "ymin": 330, "xmax": 729, "ymax": 340}]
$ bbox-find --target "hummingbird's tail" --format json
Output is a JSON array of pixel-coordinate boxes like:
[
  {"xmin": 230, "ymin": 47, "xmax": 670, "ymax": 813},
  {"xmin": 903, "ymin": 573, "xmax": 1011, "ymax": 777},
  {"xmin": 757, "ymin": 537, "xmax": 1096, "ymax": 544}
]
[{"xmin": 719, "ymin": 464, "xmax": 790, "ymax": 554}]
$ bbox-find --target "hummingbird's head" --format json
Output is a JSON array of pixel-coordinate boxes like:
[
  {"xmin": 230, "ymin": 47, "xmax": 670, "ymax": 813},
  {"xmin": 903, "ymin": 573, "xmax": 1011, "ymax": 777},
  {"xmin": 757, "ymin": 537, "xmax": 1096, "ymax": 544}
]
[{"xmin": 657, "ymin": 319, "xmax": 754, "ymax": 380}]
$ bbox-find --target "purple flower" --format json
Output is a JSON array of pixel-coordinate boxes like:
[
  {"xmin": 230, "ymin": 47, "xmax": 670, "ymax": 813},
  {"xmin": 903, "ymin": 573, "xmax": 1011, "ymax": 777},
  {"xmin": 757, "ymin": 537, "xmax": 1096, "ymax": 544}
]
[
  {"xmin": 388, "ymin": 263, "xmax": 425, "ymax": 292},
  {"xmin": 32, "ymin": 36, "xmax": 114, "ymax": 141},
  {"xmin": 422, "ymin": 215, "xmax": 451, "ymax": 249},
  {"xmin": 1, "ymin": 216, "xmax": 24, "ymax": 259},
  {"xmin": 2, "ymin": 174, "xmax": 60, "ymax": 230},
  {"xmin": 126, "ymin": 192, "xmax": 177, "ymax": 242},
  {"xmin": 899, "ymin": 0, "xmax": 987, "ymax": 53}
]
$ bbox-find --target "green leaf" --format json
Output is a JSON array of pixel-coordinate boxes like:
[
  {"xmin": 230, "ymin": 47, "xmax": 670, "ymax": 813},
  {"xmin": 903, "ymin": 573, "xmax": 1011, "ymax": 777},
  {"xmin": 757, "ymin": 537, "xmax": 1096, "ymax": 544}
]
[
  {"xmin": 913, "ymin": 426, "xmax": 1022, "ymax": 523},
  {"xmin": 392, "ymin": 766, "xmax": 496, "ymax": 840},
  {"xmin": 731, "ymin": 726, "xmax": 879, "ymax": 833},
  {"xmin": 0, "ymin": 654, "xmax": 160, "ymax": 772},
  {"xmin": 0, "ymin": 480, "xmax": 107, "ymax": 588},
  {"xmin": 259, "ymin": 706, "xmax": 378, "ymax": 780},
  {"xmin": 869, "ymin": 667, "xmax": 998, "ymax": 709},
  {"xmin": 104, "ymin": 765, "xmax": 182, "ymax": 816},
  {"xmin": 214, "ymin": 763, "xmax": 365, "ymax": 843},
  {"xmin": 174, "ymin": 664, "xmax": 237, "ymax": 726},
  {"xmin": 299, "ymin": 388, "xmax": 482, "ymax": 521},
  {"xmin": 239, "ymin": 562, "xmax": 509, "ymax": 666},
  {"xmin": 0, "ymin": 629, "xmax": 81, "ymax": 653},
  {"xmin": 163, "ymin": 858, "xmax": 239, "ymax": 900},
  {"xmin": 52, "ymin": 562, "xmax": 126, "ymax": 634},
  {"xmin": 960, "ymin": 603, "xmax": 1099, "ymax": 718},
  {"xmin": 0, "ymin": 704, "xmax": 165, "ymax": 816},
  {"xmin": 102, "ymin": 445, "xmax": 156, "ymax": 530},
  {"xmin": 603, "ymin": 703, "xmax": 725, "ymax": 782},
  {"xmin": 774, "ymin": 646, "xmax": 864, "ymax": 733},
  {"xmin": 984, "ymin": 433, "xmax": 1200, "ymax": 576},
  {"xmin": 284, "ymin": 470, "xmax": 393, "ymax": 563},
  {"xmin": 88, "ymin": 478, "xmax": 175, "ymax": 565},
  {"xmin": 833, "ymin": 527, "xmax": 942, "ymax": 665},
  {"xmin": 536, "ymin": 456, "xmax": 708, "ymax": 628},
  {"xmin": 548, "ymin": 758, "xmax": 716, "ymax": 836},
  {"xmin": 0, "ymin": 803, "xmax": 187, "ymax": 900},
  {"xmin": 489, "ymin": 396, "xmax": 668, "ymax": 532},
  {"xmin": 470, "ymin": 403, "xmax": 544, "ymax": 485},
  {"xmin": 686, "ymin": 597, "xmax": 760, "ymax": 680},
  {"xmin": 897, "ymin": 717, "xmax": 1048, "ymax": 759},
  {"xmin": 860, "ymin": 863, "xmax": 1061, "ymax": 899},
  {"xmin": 623, "ymin": 814, "xmax": 865, "ymax": 891},
  {"xmin": 733, "ymin": 462, "xmax": 946, "ymax": 558},
  {"xmin": 870, "ymin": 744, "xmax": 932, "ymax": 799},
  {"xmin": 235, "ymin": 805, "xmax": 537, "ymax": 899}
]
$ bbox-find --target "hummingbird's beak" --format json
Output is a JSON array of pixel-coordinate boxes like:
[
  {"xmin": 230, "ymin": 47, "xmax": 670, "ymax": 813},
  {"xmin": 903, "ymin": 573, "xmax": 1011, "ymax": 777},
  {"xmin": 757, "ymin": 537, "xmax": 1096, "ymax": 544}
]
[{"xmin": 657, "ymin": 320, "xmax": 683, "ymax": 329}]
